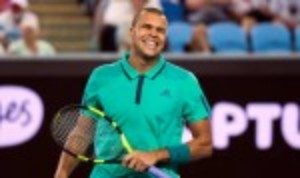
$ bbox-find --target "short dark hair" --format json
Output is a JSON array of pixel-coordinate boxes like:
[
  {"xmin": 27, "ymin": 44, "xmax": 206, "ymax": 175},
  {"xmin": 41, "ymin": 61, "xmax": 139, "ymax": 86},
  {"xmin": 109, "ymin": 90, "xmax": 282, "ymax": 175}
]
[{"xmin": 131, "ymin": 7, "xmax": 166, "ymax": 27}]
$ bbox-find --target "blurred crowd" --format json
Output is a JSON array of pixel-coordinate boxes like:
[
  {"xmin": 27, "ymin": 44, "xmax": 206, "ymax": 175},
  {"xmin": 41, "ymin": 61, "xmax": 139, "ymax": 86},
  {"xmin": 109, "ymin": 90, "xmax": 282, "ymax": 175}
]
[
  {"xmin": 1, "ymin": 0, "xmax": 300, "ymax": 56},
  {"xmin": 0, "ymin": 0, "xmax": 55, "ymax": 57},
  {"xmin": 79, "ymin": 0, "xmax": 300, "ymax": 54}
]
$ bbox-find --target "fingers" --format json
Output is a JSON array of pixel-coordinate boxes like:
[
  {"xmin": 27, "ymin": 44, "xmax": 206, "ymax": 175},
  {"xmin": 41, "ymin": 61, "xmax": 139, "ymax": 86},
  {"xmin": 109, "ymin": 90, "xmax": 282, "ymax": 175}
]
[{"xmin": 122, "ymin": 153, "xmax": 149, "ymax": 172}]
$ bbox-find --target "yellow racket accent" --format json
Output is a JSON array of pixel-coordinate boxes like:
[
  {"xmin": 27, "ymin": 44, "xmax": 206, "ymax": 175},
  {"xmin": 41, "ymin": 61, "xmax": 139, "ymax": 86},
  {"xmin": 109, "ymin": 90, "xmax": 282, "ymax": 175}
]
[
  {"xmin": 112, "ymin": 121, "xmax": 117, "ymax": 128},
  {"xmin": 88, "ymin": 106, "xmax": 105, "ymax": 118},
  {"xmin": 120, "ymin": 134, "xmax": 133, "ymax": 153},
  {"xmin": 94, "ymin": 159, "xmax": 105, "ymax": 164},
  {"xmin": 77, "ymin": 155, "xmax": 89, "ymax": 162},
  {"xmin": 88, "ymin": 106, "xmax": 134, "ymax": 156}
]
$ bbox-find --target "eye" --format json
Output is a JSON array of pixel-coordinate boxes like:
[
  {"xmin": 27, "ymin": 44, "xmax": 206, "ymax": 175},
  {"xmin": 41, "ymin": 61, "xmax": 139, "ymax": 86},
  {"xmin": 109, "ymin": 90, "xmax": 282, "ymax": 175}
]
[
  {"xmin": 141, "ymin": 24, "xmax": 152, "ymax": 30},
  {"xmin": 157, "ymin": 27, "xmax": 166, "ymax": 34}
]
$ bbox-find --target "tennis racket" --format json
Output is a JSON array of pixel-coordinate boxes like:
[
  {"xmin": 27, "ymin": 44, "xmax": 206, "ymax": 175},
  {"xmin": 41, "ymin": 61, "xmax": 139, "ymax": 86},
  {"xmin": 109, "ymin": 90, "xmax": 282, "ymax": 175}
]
[{"xmin": 51, "ymin": 104, "xmax": 170, "ymax": 178}]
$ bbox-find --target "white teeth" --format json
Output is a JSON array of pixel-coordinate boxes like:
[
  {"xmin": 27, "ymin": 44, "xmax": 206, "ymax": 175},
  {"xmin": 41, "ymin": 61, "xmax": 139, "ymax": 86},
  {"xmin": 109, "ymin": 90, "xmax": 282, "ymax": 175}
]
[{"xmin": 145, "ymin": 40, "xmax": 156, "ymax": 49}]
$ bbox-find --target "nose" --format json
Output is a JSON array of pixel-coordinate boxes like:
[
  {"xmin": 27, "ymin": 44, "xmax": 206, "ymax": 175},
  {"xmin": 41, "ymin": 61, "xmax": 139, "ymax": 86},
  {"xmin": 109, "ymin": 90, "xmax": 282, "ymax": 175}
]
[{"xmin": 149, "ymin": 28, "xmax": 158, "ymax": 37}]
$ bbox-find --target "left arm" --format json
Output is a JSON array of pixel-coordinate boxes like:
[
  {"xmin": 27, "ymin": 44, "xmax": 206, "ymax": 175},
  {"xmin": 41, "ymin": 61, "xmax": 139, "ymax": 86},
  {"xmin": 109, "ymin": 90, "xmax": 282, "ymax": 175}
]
[
  {"xmin": 186, "ymin": 119, "xmax": 213, "ymax": 160},
  {"xmin": 123, "ymin": 73, "xmax": 213, "ymax": 171},
  {"xmin": 122, "ymin": 119, "xmax": 213, "ymax": 171}
]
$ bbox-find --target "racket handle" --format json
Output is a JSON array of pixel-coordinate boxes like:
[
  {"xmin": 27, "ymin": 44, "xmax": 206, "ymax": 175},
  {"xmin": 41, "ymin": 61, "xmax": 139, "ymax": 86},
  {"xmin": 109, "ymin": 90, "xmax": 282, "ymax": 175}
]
[{"xmin": 148, "ymin": 166, "xmax": 171, "ymax": 178}]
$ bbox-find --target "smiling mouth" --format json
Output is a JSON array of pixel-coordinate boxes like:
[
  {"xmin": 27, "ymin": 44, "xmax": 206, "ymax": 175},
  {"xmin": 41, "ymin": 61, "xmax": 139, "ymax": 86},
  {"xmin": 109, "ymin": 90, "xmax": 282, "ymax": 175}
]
[{"xmin": 143, "ymin": 39, "xmax": 159, "ymax": 50}]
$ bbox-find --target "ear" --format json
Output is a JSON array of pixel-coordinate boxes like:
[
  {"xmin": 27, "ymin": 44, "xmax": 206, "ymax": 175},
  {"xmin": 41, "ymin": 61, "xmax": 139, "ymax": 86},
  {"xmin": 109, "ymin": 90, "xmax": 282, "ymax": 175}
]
[{"xmin": 129, "ymin": 27, "xmax": 134, "ymax": 36}]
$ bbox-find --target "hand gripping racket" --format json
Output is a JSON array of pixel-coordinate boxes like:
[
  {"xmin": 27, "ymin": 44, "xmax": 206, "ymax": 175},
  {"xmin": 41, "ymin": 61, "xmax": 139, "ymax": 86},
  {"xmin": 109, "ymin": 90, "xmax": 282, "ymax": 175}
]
[{"xmin": 51, "ymin": 104, "xmax": 170, "ymax": 178}]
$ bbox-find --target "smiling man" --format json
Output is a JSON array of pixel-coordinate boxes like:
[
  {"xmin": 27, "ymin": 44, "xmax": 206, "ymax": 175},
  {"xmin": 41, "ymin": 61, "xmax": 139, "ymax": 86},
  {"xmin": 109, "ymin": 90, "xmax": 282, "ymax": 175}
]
[
  {"xmin": 129, "ymin": 8, "xmax": 167, "ymax": 65},
  {"xmin": 54, "ymin": 7, "xmax": 212, "ymax": 178}
]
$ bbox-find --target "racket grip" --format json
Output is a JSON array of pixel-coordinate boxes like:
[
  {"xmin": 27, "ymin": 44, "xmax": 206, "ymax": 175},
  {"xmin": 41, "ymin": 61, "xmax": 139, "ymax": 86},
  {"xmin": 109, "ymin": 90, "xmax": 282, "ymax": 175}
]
[{"xmin": 148, "ymin": 166, "xmax": 171, "ymax": 178}]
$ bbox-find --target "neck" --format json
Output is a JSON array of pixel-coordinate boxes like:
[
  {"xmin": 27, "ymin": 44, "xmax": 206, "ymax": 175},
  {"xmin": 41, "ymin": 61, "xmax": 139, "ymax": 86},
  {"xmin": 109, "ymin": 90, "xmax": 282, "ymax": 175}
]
[{"xmin": 128, "ymin": 51, "xmax": 159, "ymax": 73}]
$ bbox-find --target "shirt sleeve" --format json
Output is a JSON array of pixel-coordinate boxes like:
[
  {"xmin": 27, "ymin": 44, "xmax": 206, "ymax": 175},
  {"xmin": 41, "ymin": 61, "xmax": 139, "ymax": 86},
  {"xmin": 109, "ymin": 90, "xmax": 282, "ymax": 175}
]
[
  {"xmin": 182, "ymin": 72, "xmax": 211, "ymax": 123},
  {"xmin": 81, "ymin": 68, "xmax": 102, "ymax": 120}
]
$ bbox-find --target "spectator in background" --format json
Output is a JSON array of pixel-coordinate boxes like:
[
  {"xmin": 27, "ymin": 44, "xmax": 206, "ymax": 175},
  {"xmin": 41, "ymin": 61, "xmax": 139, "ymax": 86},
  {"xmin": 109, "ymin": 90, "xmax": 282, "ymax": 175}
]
[
  {"xmin": 232, "ymin": 0, "xmax": 276, "ymax": 32},
  {"xmin": 0, "ymin": 24, "xmax": 6, "ymax": 55},
  {"xmin": 0, "ymin": 0, "xmax": 39, "ymax": 49},
  {"xmin": 91, "ymin": 0, "xmax": 161, "ymax": 52},
  {"xmin": 268, "ymin": 0, "xmax": 300, "ymax": 29},
  {"xmin": 186, "ymin": 0, "xmax": 237, "ymax": 25},
  {"xmin": 0, "ymin": 0, "xmax": 10, "ymax": 13},
  {"xmin": 79, "ymin": 0, "xmax": 99, "ymax": 17},
  {"xmin": 185, "ymin": 0, "xmax": 238, "ymax": 52},
  {"xmin": 0, "ymin": 44, "xmax": 5, "ymax": 54},
  {"xmin": 233, "ymin": 0, "xmax": 300, "ymax": 32},
  {"xmin": 8, "ymin": 19, "xmax": 56, "ymax": 56}
]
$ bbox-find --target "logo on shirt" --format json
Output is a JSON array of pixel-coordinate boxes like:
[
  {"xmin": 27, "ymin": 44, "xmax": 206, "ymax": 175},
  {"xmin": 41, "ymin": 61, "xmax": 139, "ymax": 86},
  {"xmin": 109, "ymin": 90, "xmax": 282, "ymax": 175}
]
[{"xmin": 160, "ymin": 89, "xmax": 171, "ymax": 98}]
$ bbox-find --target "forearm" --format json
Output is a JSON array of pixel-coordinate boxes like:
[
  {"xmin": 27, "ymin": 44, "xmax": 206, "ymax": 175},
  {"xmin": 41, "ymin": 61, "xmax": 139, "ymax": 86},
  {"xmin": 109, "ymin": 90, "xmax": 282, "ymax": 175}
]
[
  {"xmin": 123, "ymin": 120, "xmax": 212, "ymax": 170},
  {"xmin": 151, "ymin": 149, "xmax": 170, "ymax": 163},
  {"xmin": 54, "ymin": 152, "xmax": 79, "ymax": 178},
  {"xmin": 187, "ymin": 119, "xmax": 213, "ymax": 160},
  {"xmin": 122, "ymin": 142, "xmax": 211, "ymax": 171},
  {"xmin": 186, "ymin": 136, "xmax": 213, "ymax": 160},
  {"xmin": 55, "ymin": 118, "xmax": 93, "ymax": 177},
  {"xmin": 161, "ymin": 120, "xmax": 213, "ymax": 163},
  {"xmin": 152, "ymin": 138, "xmax": 212, "ymax": 164},
  {"xmin": 153, "ymin": 140, "xmax": 212, "ymax": 165}
]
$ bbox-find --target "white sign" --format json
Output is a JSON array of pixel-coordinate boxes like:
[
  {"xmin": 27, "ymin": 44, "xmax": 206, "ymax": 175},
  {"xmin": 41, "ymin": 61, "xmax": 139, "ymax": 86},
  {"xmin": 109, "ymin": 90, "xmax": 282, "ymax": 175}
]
[
  {"xmin": 212, "ymin": 102, "xmax": 300, "ymax": 150},
  {"xmin": 0, "ymin": 85, "xmax": 44, "ymax": 148}
]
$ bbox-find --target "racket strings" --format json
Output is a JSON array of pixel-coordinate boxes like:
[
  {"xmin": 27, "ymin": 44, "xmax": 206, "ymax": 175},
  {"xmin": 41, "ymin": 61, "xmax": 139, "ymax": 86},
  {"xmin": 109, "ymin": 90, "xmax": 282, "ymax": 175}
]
[
  {"xmin": 51, "ymin": 107, "xmax": 96, "ymax": 157},
  {"xmin": 51, "ymin": 106, "xmax": 127, "ymax": 164}
]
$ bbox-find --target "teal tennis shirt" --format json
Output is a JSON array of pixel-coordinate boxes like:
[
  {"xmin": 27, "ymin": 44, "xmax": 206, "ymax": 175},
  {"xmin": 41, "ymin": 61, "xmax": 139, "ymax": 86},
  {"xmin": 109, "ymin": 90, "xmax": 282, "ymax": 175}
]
[{"xmin": 82, "ymin": 53, "xmax": 210, "ymax": 178}]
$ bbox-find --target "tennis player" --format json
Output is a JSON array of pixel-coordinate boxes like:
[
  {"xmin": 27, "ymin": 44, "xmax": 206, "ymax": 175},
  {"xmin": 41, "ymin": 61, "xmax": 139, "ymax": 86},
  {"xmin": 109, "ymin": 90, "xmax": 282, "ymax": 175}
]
[{"xmin": 54, "ymin": 7, "xmax": 212, "ymax": 178}]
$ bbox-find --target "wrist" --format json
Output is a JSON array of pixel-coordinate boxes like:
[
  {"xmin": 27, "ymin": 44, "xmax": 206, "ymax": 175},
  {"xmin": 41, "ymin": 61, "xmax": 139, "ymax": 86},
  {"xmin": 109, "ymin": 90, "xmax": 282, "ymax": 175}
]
[
  {"xmin": 165, "ymin": 144, "xmax": 191, "ymax": 164},
  {"xmin": 151, "ymin": 149, "xmax": 170, "ymax": 164}
]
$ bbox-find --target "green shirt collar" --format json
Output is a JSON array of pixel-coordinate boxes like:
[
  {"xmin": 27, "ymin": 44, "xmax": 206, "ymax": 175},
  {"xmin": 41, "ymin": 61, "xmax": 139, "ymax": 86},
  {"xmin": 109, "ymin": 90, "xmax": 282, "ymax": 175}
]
[{"xmin": 120, "ymin": 52, "xmax": 166, "ymax": 80}]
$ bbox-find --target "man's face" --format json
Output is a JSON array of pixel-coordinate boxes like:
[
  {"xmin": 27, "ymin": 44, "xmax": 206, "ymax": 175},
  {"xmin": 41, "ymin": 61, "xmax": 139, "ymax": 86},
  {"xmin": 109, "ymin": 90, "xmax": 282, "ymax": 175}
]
[{"xmin": 130, "ymin": 11, "xmax": 167, "ymax": 60}]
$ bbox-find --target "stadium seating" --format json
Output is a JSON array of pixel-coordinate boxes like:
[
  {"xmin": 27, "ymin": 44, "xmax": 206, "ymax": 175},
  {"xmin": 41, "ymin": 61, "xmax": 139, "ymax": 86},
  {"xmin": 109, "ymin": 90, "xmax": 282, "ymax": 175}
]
[
  {"xmin": 207, "ymin": 22, "xmax": 248, "ymax": 53},
  {"xmin": 29, "ymin": 0, "xmax": 91, "ymax": 52},
  {"xmin": 167, "ymin": 22, "xmax": 193, "ymax": 53},
  {"xmin": 250, "ymin": 23, "xmax": 292, "ymax": 53},
  {"xmin": 161, "ymin": 0, "xmax": 185, "ymax": 22}
]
